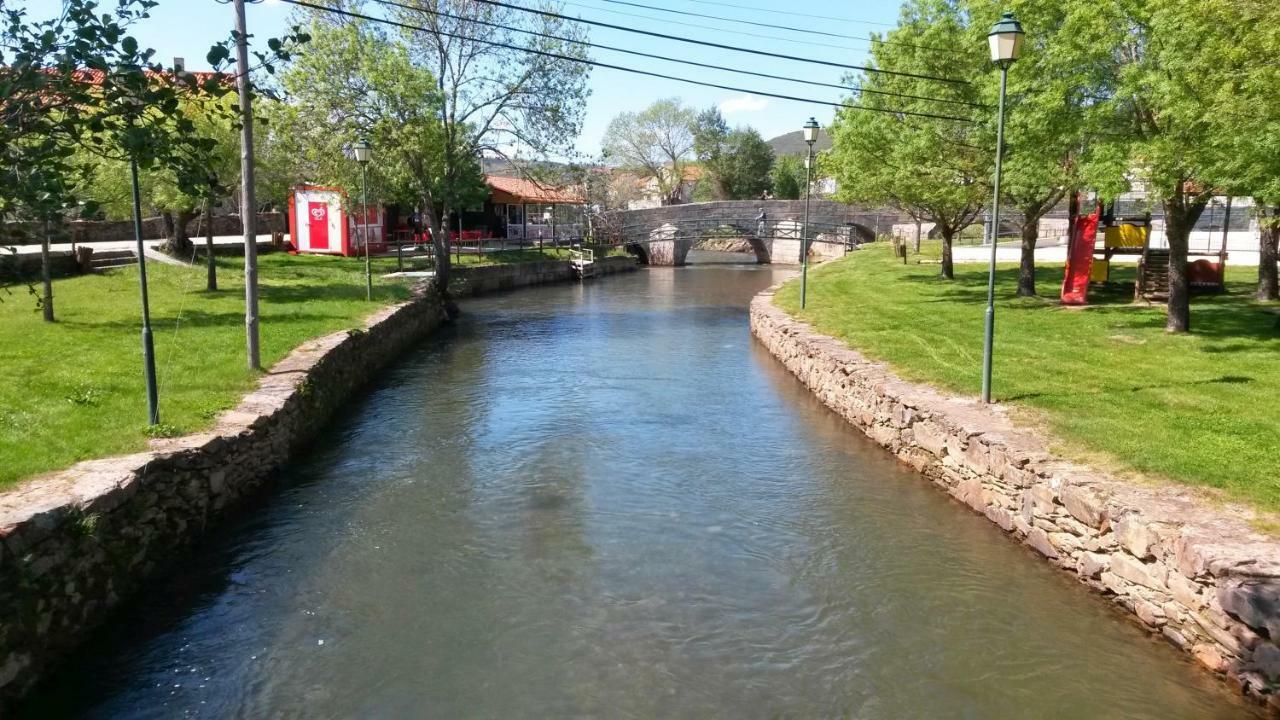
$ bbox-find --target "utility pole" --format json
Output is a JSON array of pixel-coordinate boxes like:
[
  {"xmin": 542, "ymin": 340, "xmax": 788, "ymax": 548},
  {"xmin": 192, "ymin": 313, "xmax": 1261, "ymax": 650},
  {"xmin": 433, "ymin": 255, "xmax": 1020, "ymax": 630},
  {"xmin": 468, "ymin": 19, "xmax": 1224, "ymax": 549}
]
[{"xmin": 234, "ymin": 0, "xmax": 261, "ymax": 370}]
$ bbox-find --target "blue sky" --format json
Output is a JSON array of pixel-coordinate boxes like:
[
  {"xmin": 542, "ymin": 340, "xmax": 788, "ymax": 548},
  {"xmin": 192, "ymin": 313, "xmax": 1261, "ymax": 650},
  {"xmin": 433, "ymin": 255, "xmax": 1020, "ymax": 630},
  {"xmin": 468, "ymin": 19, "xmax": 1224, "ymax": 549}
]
[{"xmin": 23, "ymin": 0, "xmax": 906, "ymax": 155}]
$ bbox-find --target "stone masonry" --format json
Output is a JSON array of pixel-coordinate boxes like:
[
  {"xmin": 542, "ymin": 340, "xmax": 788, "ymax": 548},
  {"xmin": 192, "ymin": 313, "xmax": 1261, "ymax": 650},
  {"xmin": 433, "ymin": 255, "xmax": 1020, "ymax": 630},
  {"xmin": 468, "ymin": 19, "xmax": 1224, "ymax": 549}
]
[
  {"xmin": 0, "ymin": 256, "xmax": 637, "ymax": 709},
  {"xmin": 750, "ymin": 284, "xmax": 1280, "ymax": 712}
]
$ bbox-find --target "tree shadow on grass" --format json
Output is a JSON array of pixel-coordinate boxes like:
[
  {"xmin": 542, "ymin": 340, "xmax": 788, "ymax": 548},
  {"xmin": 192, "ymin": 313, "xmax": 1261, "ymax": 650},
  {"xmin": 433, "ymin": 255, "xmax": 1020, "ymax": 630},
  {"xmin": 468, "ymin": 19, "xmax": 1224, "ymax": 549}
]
[
  {"xmin": 58, "ymin": 307, "xmax": 359, "ymax": 331},
  {"xmin": 1003, "ymin": 374, "xmax": 1255, "ymax": 402}
]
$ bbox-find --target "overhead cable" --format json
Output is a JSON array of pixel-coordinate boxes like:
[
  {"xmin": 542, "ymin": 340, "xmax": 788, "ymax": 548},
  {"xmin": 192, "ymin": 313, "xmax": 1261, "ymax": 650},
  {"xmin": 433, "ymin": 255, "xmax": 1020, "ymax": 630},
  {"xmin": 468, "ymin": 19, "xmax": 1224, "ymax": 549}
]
[
  {"xmin": 364, "ymin": 0, "xmax": 982, "ymax": 110},
  {"xmin": 456, "ymin": 0, "xmax": 970, "ymax": 85},
  {"xmin": 585, "ymin": 0, "xmax": 958, "ymax": 54},
  {"xmin": 278, "ymin": 0, "xmax": 975, "ymax": 122}
]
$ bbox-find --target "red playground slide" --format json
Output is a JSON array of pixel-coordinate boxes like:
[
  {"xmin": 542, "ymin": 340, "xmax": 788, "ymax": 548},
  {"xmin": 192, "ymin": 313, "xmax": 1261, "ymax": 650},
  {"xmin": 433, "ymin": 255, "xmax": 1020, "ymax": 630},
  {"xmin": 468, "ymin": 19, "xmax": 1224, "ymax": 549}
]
[{"xmin": 1060, "ymin": 209, "xmax": 1100, "ymax": 305}]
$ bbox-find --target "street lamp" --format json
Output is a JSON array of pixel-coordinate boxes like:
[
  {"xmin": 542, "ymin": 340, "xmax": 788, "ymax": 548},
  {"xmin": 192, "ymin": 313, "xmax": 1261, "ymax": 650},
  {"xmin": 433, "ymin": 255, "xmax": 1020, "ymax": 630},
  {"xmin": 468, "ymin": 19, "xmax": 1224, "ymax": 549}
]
[
  {"xmin": 352, "ymin": 138, "xmax": 373, "ymax": 301},
  {"xmin": 980, "ymin": 11, "xmax": 1024, "ymax": 404},
  {"xmin": 800, "ymin": 116, "xmax": 819, "ymax": 309},
  {"xmin": 119, "ymin": 77, "xmax": 159, "ymax": 426}
]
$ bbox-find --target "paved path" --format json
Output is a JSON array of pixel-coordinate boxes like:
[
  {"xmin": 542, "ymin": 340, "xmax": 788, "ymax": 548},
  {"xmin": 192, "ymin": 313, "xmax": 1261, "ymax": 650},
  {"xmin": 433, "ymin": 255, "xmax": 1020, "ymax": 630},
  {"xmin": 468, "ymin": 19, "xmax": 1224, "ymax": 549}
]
[{"xmin": 3, "ymin": 234, "xmax": 282, "ymax": 256}]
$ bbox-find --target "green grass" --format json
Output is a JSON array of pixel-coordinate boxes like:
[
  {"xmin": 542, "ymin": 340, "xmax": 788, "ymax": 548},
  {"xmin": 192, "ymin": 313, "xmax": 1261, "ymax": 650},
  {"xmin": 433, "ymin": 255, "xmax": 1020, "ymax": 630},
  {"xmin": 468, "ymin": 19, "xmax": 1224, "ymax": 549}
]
[
  {"xmin": 0, "ymin": 252, "xmax": 416, "ymax": 489},
  {"xmin": 775, "ymin": 242, "xmax": 1280, "ymax": 512}
]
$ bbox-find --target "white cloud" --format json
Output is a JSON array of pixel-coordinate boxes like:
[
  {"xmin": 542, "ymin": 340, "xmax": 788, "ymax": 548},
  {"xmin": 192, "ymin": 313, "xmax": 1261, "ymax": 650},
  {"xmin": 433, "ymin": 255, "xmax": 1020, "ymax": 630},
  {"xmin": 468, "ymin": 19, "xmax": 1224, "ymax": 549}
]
[{"xmin": 719, "ymin": 95, "xmax": 768, "ymax": 114}]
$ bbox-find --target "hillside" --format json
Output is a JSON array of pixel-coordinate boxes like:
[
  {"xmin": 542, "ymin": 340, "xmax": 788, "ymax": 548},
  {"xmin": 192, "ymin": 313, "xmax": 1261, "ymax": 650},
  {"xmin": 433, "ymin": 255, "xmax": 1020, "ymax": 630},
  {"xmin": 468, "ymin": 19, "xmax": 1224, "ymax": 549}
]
[{"xmin": 766, "ymin": 129, "xmax": 833, "ymax": 157}]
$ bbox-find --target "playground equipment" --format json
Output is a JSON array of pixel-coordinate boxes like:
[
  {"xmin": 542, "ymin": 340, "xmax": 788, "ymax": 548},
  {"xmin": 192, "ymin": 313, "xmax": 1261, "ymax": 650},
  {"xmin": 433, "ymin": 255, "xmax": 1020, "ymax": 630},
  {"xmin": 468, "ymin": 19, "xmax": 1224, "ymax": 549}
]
[{"xmin": 1059, "ymin": 195, "xmax": 1228, "ymax": 305}]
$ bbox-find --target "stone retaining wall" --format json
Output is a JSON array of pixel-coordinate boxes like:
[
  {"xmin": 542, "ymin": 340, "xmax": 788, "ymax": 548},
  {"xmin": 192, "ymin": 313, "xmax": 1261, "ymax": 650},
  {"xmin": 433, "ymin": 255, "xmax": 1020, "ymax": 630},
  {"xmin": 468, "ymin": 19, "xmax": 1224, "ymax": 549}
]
[
  {"xmin": 0, "ymin": 287, "xmax": 450, "ymax": 706},
  {"xmin": 0, "ymin": 250, "xmax": 79, "ymax": 284},
  {"xmin": 0, "ymin": 258, "xmax": 635, "ymax": 708},
  {"xmin": 1, "ymin": 213, "xmax": 287, "ymax": 246},
  {"xmin": 453, "ymin": 255, "xmax": 637, "ymax": 296},
  {"xmin": 750, "ymin": 284, "xmax": 1280, "ymax": 712}
]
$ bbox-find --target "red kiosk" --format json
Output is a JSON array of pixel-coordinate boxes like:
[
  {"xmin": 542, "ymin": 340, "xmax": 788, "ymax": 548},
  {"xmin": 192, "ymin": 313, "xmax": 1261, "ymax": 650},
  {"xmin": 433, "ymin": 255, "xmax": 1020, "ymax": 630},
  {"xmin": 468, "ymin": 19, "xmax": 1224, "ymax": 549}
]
[{"xmin": 287, "ymin": 184, "xmax": 386, "ymax": 256}]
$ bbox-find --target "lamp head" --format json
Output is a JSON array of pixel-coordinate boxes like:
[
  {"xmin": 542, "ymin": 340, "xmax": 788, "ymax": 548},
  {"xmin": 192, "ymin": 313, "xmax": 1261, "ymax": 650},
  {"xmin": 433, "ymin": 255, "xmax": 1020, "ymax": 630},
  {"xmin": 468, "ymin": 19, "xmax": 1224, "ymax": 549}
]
[
  {"xmin": 802, "ymin": 117, "xmax": 819, "ymax": 145},
  {"xmin": 988, "ymin": 11, "xmax": 1025, "ymax": 66},
  {"xmin": 352, "ymin": 138, "xmax": 373, "ymax": 165}
]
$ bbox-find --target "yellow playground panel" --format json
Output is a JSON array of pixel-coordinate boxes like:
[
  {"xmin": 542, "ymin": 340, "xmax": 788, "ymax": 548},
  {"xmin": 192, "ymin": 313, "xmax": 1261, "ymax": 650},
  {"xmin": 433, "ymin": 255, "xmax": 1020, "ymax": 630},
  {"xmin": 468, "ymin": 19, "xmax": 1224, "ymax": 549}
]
[
  {"xmin": 1104, "ymin": 224, "xmax": 1147, "ymax": 248},
  {"xmin": 1090, "ymin": 258, "xmax": 1110, "ymax": 282}
]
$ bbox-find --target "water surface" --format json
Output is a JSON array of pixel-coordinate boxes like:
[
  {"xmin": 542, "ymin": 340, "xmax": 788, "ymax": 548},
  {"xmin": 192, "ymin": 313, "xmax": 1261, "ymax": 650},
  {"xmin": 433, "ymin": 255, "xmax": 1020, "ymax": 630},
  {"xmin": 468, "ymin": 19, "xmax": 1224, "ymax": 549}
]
[{"xmin": 22, "ymin": 253, "xmax": 1255, "ymax": 718}]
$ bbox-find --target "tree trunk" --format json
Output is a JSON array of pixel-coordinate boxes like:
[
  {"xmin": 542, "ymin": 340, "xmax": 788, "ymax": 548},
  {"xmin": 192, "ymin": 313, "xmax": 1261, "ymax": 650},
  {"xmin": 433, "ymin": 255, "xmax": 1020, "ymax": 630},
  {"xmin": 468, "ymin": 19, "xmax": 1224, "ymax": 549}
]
[
  {"xmin": 1258, "ymin": 205, "xmax": 1279, "ymax": 301},
  {"xmin": 40, "ymin": 218, "xmax": 54, "ymax": 323},
  {"xmin": 426, "ymin": 204, "xmax": 452, "ymax": 296},
  {"xmin": 914, "ymin": 220, "xmax": 921, "ymax": 254},
  {"xmin": 1017, "ymin": 219, "xmax": 1038, "ymax": 297},
  {"xmin": 205, "ymin": 203, "xmax": 217, "ymax": 292},
  {"xmin": 1162, "ymin": 192, "xmax": 1209, "ymax": 332},
  {"xmin": 159, "ymin": 209, "xmax": 196, "ymax": 257},
  {"xmin": 939, "ymin": 228, "xmax": 954, "ymax": 280}
]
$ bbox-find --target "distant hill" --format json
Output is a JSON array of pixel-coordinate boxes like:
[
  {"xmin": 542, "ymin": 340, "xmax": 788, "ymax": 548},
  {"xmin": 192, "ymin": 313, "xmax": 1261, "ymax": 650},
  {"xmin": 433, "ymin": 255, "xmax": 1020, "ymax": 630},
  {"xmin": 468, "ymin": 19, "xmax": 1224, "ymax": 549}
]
[{"xmin": 766, "ymin": 129, "xmax": 833, "ymax": 157}]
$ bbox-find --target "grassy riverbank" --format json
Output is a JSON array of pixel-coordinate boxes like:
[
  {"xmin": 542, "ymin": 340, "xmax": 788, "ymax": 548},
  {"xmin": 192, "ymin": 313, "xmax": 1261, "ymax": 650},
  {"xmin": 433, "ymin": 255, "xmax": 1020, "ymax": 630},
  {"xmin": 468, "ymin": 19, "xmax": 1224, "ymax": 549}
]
[
  {"xmin": 0, "ymin": 253, "xmax": 418, "ymax": 488},
  {"xmin": 774, "ymin": 242, "xmax": 1280, "ymax": 512}
]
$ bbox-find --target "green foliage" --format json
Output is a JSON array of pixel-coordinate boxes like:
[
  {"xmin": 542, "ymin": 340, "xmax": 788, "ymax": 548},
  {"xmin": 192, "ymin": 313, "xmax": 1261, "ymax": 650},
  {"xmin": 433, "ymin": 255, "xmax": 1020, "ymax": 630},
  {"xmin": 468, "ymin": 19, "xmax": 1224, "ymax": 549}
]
[
  {"xmin": 602, "ymin": 98, "xmax": 697, "ymax": 205},
  {"xmin": 770, "ymin": 155, "xmax": 804, "ymax": 200},
  {"xmin": 776, "ymin": 243, "xmax": 1280, "ymax": 512},
  {"xmin": 826, "ymin": 0, "xmax": 988, "ymax": 278},
  {"xmin": 693, "ymin": 106, "xmax": 775, "ymax": 200}
]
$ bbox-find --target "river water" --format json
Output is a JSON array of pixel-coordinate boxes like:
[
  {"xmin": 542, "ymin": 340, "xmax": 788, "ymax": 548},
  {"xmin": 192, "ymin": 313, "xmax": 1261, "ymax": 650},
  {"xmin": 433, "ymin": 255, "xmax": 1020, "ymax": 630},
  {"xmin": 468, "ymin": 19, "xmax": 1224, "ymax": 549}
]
[{"xmin": 23, "ymin": 253, "xmax": 1255, "ymax": 718}]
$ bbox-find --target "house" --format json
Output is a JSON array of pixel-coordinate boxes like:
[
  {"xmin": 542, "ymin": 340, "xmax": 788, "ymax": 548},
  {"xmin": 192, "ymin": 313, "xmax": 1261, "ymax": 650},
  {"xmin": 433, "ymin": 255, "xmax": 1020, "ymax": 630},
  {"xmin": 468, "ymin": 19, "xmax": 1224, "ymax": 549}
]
[
  {"xmin": 480, "ymin": 175, "xmax": 586, "ymax": 242},
  {"xmin": 611, "ymin": 165, "xmax": 703, "ymax": 210}
]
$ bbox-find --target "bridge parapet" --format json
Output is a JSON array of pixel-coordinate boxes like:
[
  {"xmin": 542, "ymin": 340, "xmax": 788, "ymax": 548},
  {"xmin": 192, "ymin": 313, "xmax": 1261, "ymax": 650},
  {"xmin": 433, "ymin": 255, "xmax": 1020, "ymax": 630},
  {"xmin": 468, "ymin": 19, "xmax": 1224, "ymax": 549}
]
[{"xmin": 598, "ymin": 200, "xmax": 904, "ymax": 266}]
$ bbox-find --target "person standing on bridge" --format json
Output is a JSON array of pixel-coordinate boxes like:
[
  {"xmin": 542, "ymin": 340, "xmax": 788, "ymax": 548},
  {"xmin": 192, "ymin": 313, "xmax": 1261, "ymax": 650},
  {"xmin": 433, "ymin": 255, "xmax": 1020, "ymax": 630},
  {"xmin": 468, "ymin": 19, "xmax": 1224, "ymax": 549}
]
[{"xmin": 756, "ymin": 207, "xmax": 767, "ymax": 239}]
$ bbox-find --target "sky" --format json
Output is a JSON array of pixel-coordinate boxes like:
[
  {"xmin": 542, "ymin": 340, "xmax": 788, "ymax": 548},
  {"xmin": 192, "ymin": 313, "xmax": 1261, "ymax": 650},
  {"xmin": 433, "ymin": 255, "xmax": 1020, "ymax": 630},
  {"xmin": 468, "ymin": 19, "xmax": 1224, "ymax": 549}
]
[{"xmin": 21, "ymin": 0, "xmax": 908, "ymax": 156}]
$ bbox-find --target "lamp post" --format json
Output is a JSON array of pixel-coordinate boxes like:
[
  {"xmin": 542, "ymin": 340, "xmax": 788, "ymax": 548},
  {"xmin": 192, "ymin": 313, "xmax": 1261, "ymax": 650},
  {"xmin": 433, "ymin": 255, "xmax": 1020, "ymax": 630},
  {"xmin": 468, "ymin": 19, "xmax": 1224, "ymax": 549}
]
[
  {"xmin": 352, "ymin": 138, "xmax": 373, "ymax": 301},
  {"xmin": 800, "ymin": 117, "xmax": 819, "ymax": 309},
  {"xmin": 129, "ymin": 157, "xmax": 159, "ymax": 426},
  {"xmin": 980, "ymin": 11, "xmax": 1024, "ymax": 404}
]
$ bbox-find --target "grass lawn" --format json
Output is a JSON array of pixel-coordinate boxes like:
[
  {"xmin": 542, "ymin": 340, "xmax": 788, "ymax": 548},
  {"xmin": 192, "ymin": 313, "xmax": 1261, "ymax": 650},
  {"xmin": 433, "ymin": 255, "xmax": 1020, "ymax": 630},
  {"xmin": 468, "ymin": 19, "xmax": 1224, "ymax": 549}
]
[
  {"xmin": 774, "ymin": 242, "xmax": 1280, "ymax": 513},
  {"xmin": 0, "ymin": 252, "xmax": 417, "ymax": 489}
]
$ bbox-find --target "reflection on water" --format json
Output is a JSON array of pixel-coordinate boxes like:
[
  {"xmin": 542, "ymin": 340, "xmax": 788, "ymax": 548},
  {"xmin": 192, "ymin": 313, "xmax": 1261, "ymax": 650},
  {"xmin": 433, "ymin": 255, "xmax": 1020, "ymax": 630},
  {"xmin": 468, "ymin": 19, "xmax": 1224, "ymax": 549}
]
[{"xmin": 21, "ymin": 256, "xmax": 1256, "ymax": 718}]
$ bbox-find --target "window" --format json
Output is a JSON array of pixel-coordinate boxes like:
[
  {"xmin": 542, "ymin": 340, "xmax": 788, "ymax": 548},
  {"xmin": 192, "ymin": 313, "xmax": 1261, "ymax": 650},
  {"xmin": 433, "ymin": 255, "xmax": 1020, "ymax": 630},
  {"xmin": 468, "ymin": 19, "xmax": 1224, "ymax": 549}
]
[{"xmin": 507, "ymin": 203, "xmax": 524, "ymax": 226}]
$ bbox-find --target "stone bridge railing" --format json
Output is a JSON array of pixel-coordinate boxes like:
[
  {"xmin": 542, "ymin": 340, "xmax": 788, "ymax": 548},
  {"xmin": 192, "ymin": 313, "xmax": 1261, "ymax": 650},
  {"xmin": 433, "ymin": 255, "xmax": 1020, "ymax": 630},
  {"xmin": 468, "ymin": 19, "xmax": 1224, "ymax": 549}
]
[{"xmin": 597, "ymin": 200, "xmax": 904, "ymax": 266}]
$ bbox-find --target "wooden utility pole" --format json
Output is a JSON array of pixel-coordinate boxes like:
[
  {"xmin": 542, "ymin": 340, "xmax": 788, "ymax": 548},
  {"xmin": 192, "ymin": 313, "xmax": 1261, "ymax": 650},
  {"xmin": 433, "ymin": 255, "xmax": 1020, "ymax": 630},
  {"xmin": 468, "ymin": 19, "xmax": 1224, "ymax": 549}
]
[{"xmin": 234, "ymin": 0, "xmax": 261, "ymax": 370}]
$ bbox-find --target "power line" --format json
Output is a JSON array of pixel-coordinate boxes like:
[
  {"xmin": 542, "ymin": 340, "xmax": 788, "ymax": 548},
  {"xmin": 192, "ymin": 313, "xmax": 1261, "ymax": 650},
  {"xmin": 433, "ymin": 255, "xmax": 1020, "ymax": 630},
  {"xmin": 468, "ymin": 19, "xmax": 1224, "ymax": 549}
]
[
  {"xmin": 683, "ymin": 0, "xmax": 896, "ymax": 27},
  {"xmin": 587, "ymin": 0, "xmax": 957, "ymax": 54},
  {"xmin": 456, "ymin": 0, "xmax": 970, "ymax": 86},
  {"xmin": 279, "ymin": 0, "xmax": 975, "ymax": 122},
  {"xmin": 557, "ymin": 0, "xmax": 877, "ymax": 56},
  {"xmin": 364, "ymin": 0, "xmax": 982, "ymax": 110}
]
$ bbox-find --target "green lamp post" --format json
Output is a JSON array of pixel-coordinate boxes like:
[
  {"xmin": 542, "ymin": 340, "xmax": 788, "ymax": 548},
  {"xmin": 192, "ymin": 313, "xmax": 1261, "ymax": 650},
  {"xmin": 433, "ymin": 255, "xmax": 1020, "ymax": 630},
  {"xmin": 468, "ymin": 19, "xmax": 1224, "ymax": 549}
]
[{"xmin": 980, "ymin": 11, "xmax": 1024, "ymax": 404}]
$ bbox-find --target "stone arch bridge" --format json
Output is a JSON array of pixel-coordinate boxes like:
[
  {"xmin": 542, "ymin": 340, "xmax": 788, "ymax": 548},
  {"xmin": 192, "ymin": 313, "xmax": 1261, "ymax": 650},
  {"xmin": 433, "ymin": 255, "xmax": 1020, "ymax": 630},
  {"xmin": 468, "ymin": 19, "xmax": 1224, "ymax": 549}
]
[{"xmin": 596, "ymin": 200, "xmax": 903, "ymax": 266}]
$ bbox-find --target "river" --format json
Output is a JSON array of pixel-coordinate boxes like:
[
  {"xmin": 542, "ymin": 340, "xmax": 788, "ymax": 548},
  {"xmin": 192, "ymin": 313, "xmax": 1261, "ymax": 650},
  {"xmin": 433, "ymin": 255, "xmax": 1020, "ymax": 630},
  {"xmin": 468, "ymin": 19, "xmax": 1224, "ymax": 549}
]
[{"xmin": 20, "ymin": 253, "xmax": 1255, "ymax": 718}]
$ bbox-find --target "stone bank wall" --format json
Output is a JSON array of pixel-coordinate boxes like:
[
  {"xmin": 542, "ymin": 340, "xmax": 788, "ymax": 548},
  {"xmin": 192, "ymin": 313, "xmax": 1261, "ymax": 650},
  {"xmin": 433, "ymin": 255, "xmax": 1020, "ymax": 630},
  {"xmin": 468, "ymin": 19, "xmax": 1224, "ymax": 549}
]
[
  {"xmin": 0, "ymin": 258, "xmax": 639, "ymax": 708},
  {"xmin": 453, "ymin": 255, "xmax": 637, "ymax": 296},
  {"xmin": 0, "ymin": 290, "xmax": 451, "ymax": 705},
  {"xmin": 750, "ymin": 284, "xmax": 1280, "ymax": 711}
]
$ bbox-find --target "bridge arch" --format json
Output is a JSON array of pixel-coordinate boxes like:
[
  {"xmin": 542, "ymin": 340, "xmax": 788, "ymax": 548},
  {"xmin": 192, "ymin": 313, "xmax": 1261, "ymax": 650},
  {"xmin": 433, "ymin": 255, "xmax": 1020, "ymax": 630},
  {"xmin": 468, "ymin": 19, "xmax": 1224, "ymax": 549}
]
[{"xmin": 599, "ymin": 200, "xmax": 900, "ymax": 266}]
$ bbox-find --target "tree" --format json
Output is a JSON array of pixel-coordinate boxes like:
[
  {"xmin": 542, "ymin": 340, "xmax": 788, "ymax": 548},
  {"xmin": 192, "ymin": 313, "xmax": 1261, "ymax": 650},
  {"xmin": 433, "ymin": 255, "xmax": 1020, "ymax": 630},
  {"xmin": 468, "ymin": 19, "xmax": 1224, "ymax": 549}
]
[
  {"xmin": 77, "ymin": 95, "xmax": 241, "ymax": 260},
  {"xmin": 390, "ymin": 0, "xmax": 590, "ymax": 298},
  {"xmin": 1070, "ymin": 0, "xmax": 1238, "ymax": 331},
  {"xmin": 692, "ymin": 107, "xmax": 775, "ymax": 200},
  {"xmin": 0, "ymin": 0, "xmax": 305, "ymax": 320},
  {"xmin": 1190, "ymin": 1, "xmax": 1280, "ymax": 301},
  {"xmin": 827, "ymin": 0, "xmax": 987, "ymax": 280},
  {"xmin": 770, "ymin": 155, "xmax": 805, "ymax": 200},
  {"xmin": 602, "ymin": 98, "xmax": 696, "ymax": 206},
  {"xmin": 964, "ymin": 0, "xmax": 1092, "ymax": 297}
]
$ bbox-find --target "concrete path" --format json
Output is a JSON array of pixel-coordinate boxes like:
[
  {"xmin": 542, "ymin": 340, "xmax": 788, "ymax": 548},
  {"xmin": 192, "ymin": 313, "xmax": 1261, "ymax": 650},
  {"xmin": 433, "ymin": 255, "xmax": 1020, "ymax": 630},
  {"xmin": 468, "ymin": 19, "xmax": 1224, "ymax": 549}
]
[{"xmin": 3, "ymin": 234, "xmax": 282, "ymax": 256}]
